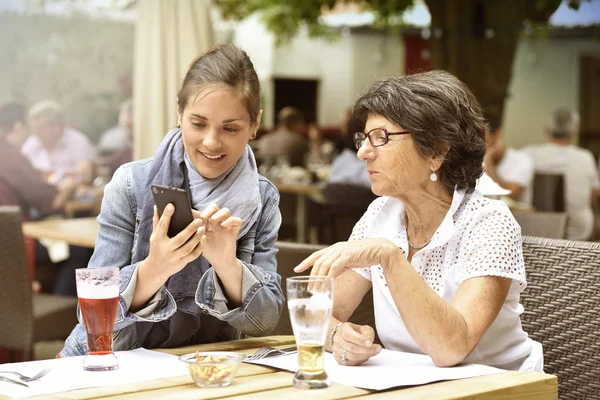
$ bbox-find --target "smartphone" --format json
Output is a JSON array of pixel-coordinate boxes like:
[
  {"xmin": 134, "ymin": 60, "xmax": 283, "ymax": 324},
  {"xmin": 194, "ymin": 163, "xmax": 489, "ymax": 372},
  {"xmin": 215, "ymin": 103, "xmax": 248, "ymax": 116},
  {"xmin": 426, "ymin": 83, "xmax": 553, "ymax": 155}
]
[{"xmin": 151, "ymin": 184, "xmax": 194, "ymax": 238}]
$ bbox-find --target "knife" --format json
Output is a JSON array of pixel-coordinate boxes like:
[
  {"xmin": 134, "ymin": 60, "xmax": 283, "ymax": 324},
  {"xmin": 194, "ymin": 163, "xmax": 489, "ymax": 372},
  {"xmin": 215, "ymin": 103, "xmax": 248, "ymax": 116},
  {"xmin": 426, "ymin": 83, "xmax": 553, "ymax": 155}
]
[{"xmin": 0, "ymin": 375, "xmax": 29, "ymax": 387}]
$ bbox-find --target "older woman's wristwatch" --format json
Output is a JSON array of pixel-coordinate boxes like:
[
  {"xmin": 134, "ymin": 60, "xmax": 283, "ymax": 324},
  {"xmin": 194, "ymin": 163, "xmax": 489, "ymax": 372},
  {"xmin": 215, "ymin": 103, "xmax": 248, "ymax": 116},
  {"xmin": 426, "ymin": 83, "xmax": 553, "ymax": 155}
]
[{"xmin": 330, "ymin": 322, "xmax": 343, "ymax": 347}]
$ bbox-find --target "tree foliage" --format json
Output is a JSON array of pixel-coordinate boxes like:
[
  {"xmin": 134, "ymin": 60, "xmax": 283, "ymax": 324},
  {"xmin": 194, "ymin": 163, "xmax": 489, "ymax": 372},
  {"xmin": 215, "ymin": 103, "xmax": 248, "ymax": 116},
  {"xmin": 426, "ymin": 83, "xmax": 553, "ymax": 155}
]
[
  {"xmin": 216, "ymin": 0, "xmax": 584, "ymax": 119},
  {"xmin": 216, "ymin": 0, "xmax": 414, "ymax": 42},
  {"xmin": 216, "ymin": 0, "xmax": 582, "ymax": 44}
]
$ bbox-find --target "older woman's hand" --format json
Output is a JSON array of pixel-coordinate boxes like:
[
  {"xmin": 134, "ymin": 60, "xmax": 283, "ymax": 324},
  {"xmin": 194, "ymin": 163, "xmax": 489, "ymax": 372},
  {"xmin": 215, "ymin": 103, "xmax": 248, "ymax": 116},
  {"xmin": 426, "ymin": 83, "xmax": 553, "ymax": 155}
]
[
  {"xmin": 194, "ymin": 204, "xmax": 242, "ymax": 269},
  {"xmin": 294, "ymin": 238, "xmax": 399, "ymax": 279},
  {"xmin": 332, "ymin": 322, "xmax": 382, "ymax": 366}
]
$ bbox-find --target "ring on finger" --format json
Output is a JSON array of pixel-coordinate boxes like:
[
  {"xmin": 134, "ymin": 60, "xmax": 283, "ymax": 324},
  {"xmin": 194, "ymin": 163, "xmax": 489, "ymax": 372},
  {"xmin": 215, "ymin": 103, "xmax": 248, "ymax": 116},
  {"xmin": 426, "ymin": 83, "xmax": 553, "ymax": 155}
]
[{"xmin": 341, "ymin": 349, "xmax": 348, "ymax": 365}]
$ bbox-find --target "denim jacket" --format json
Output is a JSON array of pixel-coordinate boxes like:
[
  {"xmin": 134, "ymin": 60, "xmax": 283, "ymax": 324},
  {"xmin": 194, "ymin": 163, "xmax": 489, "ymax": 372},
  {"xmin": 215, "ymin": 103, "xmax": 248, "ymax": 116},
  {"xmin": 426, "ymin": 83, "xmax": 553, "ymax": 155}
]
[{"xmin": 60, "ymin": 158, "xmax": 283, "ymax": 357}]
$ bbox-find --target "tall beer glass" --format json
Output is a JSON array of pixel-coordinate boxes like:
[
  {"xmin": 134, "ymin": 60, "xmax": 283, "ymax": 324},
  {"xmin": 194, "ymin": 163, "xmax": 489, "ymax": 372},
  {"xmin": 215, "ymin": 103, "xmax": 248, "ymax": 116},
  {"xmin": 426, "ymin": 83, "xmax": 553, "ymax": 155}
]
[
  {"xmin": 287, "ymin": 276, "xmax": 333, "ymax": 389},
  {"xmin": 75, "ymin": 267, "xmax": 120, "ymax": 371}
]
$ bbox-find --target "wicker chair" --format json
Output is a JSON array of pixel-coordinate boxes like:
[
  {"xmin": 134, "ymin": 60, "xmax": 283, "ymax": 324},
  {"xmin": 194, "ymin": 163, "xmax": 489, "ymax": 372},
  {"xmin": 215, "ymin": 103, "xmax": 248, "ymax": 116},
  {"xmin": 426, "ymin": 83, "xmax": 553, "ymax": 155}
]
[
  {"xmin": 0, "ymin": 206, "xmax": 78, "ymax": 361},
  {"xmin": 521, "ymin": 236, "xmax": 600, "ymax": 399},
  {"xmin": 272, "ymin": 241, "xmax": 379, "ymax": 343}
]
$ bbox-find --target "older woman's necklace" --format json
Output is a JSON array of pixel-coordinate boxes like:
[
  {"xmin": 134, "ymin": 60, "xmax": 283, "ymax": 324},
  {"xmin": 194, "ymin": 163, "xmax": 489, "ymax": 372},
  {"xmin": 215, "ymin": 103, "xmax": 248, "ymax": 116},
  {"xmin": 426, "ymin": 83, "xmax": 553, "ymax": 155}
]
[
  {"xmin": 407, "ymin": 237, "xmax": 432, "ymax": 250},
  {"xmin": 406, "ymin": 219, "xmax": 434, "ymax": 249}
]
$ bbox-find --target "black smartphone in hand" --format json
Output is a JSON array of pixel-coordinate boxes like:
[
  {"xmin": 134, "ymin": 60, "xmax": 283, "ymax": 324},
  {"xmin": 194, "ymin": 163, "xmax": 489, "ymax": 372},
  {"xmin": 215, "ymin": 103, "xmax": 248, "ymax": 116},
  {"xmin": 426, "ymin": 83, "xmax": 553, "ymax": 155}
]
[{"xmin": 151, "ymin": 184, "xmax": 194, "ymax": 238}]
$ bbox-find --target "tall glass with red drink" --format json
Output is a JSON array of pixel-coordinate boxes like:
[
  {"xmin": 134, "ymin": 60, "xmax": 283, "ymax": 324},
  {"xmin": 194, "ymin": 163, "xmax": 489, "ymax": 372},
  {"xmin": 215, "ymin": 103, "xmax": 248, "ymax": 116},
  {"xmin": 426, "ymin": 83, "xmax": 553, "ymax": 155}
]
[{"xmin": 75, "ymin": 267, "xmax": 120, "ymax": 371}]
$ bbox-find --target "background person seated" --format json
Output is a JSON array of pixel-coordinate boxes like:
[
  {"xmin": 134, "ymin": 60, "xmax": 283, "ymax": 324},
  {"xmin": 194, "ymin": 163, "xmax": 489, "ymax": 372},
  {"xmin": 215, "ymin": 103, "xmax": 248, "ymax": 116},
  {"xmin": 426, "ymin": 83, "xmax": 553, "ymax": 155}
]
[
  {"xmin": 256, "ymin": 106, "xmax": 309, "ymax": 167},
  {"xmin": 483, "ymin": 109, "xmax": 534, "ymax": 204},
  {"xmin": 21, "ymin": 100, "xmax": 96, "ymax": 185},
  {"xmin": 524, "ymin": 108, "xmax": 600, "ymax": 240},
  {"xmin": 0, "ymin": 101, "xmax": 76, "ymax": 218}
]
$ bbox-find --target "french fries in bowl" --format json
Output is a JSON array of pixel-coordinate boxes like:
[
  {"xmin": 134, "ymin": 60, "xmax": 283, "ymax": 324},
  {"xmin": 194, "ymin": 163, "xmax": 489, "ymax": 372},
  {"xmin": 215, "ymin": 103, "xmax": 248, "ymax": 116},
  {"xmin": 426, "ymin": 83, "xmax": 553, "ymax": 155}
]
[{"xmin": 179, "ymin": 351, "xmax": 246, "ymax": 387}]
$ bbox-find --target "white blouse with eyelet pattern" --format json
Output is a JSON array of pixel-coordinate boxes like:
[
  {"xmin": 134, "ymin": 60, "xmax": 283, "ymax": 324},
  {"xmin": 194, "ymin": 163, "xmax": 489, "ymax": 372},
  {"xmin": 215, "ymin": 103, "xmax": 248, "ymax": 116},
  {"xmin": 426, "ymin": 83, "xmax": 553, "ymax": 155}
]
[{"xmin": 351, "ymin": 189, "xmax": 535, "ymax": 369}]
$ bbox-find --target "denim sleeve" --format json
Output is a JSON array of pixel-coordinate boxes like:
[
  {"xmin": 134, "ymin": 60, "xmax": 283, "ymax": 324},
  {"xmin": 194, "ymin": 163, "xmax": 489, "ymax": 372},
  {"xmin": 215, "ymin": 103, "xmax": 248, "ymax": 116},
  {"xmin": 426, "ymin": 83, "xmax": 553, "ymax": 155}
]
[
  {"xmin": 195, "ymin": 183, "xmax": 284, "ymax": 337},
  {"xmin": 60, "ymin": 165, "xmax": 177, "ymax": 357}
]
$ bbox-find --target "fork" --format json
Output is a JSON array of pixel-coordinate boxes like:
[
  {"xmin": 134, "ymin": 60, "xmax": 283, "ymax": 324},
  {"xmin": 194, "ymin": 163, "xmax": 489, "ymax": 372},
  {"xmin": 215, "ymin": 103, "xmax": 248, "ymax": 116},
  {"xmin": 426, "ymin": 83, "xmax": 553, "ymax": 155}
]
[
  {"xmin": 247, "ymin": 346, "xmax": 273, "ymax": 361},
  {"xmin": 247, "ymin": 346, "xmax": 297, "ymax": 361},
  {"xmin": 0, "ymin": 367, "xmax": 52, "ymax": 382}
]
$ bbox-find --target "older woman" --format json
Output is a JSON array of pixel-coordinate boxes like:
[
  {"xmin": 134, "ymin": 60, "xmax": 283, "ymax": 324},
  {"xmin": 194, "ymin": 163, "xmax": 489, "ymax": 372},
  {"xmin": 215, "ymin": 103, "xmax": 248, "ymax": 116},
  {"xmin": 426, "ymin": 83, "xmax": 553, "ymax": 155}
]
[{"xmin": 296, "ymin": 70, "xmax": 543, "ymax": 372}]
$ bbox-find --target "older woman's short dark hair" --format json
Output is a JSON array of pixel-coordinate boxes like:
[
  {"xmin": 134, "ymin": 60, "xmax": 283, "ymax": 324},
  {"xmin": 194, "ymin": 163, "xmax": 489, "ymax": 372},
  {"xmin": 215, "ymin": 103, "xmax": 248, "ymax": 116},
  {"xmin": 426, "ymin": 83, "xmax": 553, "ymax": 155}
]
[{"xmin": 353, "ymin": 70, "xmax": 487, "ymax": 194}]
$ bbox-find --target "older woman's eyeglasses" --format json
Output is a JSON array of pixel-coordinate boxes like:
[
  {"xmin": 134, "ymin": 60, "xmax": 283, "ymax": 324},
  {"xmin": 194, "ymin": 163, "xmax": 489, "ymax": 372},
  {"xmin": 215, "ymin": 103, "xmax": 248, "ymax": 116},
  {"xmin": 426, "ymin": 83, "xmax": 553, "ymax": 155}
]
[{"xmin": 353, "ymin": 128, "xmax": 411, "ymax": 149}]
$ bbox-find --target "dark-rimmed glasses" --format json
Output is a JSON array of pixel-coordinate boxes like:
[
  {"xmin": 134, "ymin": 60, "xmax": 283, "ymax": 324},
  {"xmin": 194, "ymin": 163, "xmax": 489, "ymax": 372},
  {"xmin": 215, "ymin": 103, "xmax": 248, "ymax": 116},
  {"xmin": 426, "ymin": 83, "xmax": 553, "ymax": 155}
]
[{"xmin": 353, "ymin": 128, "xmax": 411, "ymax": 149}]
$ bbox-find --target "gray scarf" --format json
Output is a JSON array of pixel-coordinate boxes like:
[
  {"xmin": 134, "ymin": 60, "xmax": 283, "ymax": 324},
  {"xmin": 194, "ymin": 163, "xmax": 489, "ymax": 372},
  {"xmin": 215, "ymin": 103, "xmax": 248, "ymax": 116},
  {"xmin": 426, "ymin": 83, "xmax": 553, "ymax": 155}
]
[{"xmin": 184, "ymin": 146, "xmax": 260, "ymax": 239}]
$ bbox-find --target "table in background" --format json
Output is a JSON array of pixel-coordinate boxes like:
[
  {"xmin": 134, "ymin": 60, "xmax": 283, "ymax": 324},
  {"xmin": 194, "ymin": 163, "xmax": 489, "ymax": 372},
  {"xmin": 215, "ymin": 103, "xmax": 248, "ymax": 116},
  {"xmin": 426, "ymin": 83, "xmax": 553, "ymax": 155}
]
[
  {"xmin": 15, "ymin": 336, "xmax": 557, "ymax": 400},
  {"xmin": 22, "ymin": 217, "xmax": 99, "ymax": 249},
  {"xmin": 48, "ymin": 184, "xmax": 321, "ymax": 246}
]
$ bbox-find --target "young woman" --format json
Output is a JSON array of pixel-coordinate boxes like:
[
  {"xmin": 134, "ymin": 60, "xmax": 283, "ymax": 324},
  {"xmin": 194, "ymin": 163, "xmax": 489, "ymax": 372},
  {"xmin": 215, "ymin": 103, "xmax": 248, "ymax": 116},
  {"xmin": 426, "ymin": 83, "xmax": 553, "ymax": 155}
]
[{"xmin": 61, "ymin": 45, "xmax": 283, "ymax": 356}]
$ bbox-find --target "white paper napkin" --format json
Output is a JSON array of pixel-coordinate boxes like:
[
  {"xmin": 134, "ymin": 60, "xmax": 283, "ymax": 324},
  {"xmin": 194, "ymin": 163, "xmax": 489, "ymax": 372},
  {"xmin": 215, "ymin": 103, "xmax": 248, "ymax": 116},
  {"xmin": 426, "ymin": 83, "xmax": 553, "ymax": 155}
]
[
  {"xmin": 246, "ymin": 349, "xmax": 504, "ymax": 390},
  {"xmin": 0, "ymin": 348, "xmax": 188, "ymax": 399}
]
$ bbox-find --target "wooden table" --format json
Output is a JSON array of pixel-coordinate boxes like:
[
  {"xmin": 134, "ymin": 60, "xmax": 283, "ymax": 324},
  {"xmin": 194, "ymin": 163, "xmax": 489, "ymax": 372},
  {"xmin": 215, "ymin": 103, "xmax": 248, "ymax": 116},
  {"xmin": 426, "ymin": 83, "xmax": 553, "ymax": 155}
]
[
  {"xmin": 22, "ymin": 217, "xmax": 99, "ymax": 248},
  {"xmin": 18, "ymin": 336, "xmax": 557, "ymax": 400},
  {"xmin": 276, "ymin": 183, "xmax": 323, "ymax": 243}
]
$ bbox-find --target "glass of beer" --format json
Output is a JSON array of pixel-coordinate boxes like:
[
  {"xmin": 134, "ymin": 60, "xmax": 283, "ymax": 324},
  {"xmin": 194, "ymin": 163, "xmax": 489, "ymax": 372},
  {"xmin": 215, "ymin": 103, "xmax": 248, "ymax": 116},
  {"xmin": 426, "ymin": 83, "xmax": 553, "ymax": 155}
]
[
  {"xmin": 75, "ymin": 267, "xmax": 120, "ymax": 371},
  {"xmin": 287, "ymin": 276, "xmax": 333, "ymax": 389}
]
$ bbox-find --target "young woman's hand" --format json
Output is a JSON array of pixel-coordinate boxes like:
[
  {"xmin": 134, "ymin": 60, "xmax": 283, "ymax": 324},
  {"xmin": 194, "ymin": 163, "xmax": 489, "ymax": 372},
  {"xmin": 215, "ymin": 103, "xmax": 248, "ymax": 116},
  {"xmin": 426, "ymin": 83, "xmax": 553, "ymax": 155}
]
[
  {"xmin": 144, "ymin": 204, "xmax": 206, "ymax": 281},
  {"xmin": 194, "ymin": 204, "xmax": 242, "ymax": 270}
]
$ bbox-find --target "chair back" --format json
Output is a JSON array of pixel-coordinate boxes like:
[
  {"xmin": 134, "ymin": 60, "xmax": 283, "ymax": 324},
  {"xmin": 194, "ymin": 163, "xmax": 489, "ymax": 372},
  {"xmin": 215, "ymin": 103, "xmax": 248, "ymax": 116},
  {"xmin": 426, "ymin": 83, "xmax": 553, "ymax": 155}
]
[
  {"xmin": 319, "ymin": 184, "xmax": 377, "ymax": 243},
  {"xmin": 321, "ymin": 184, "xmax": 377, "ymax": 210},
  {"xmin": 276, "ymin": 192, "xmax": 298, "ymax": 241},
  {"xmin": 0, "ymin": 206, "xmax": 33, "ymax": 356},
  {"xmin": 511, "ymin": 210, "xmax": 567, "ymax": 239},
  {"xmin": 521, "ymin": 236, "xmax": 600, "ymax": 399},
  {"xmin": 532, "ymin": 173, "xmax": 565, "ymax": 212},
  {"xmin": 272, "ymin": 241, "xmax": 378, "ymax": 343}
]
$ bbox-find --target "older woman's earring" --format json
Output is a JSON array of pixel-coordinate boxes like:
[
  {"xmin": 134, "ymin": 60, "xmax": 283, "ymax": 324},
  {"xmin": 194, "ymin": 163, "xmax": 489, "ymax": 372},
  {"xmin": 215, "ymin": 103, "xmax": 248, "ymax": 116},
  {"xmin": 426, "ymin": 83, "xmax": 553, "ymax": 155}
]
[
  {"xmin": 176, "ymin": 122, "xmax": 180, "ymax": 128},
  {"xmin": 430, "ymin": 171, "xmax": 438, "ymax": 182}
]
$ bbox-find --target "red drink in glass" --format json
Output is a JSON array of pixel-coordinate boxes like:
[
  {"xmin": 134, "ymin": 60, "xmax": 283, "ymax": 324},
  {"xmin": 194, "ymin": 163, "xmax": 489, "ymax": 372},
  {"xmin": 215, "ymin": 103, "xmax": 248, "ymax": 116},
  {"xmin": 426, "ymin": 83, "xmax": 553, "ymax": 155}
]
[
  {"xmin": 79, "ymin": 296, "xmax": 118, "ymax": 355},
  {"xmin": 76, "ymin": 267, "xmax": 120, "ymax": 371}
]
